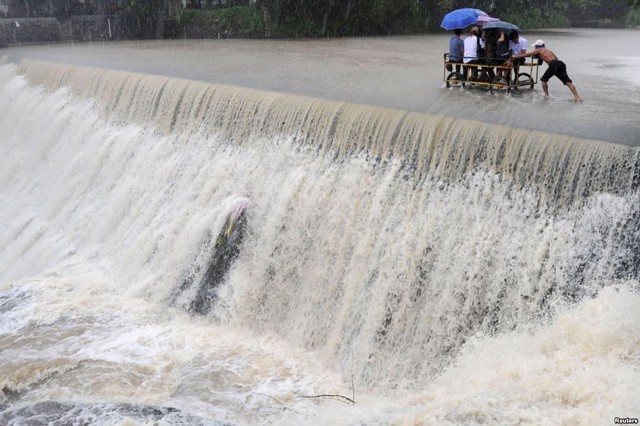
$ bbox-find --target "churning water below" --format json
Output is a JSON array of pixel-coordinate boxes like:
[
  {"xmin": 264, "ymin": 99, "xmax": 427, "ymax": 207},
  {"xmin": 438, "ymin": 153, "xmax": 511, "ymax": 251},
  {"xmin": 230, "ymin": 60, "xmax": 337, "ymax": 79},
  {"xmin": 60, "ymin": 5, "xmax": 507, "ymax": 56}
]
[{"xmin": 0, "ymin": 47, "xmax": 639, "ymax": 425}]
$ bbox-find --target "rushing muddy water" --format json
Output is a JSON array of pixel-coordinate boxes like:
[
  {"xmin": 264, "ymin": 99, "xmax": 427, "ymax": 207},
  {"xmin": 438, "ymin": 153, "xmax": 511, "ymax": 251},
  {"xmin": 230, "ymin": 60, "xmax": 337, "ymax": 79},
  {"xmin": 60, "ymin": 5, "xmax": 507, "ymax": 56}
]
[
  {"xmin": 4, "ymin": 28, "xmax": 640, "ymax": 145},
  {"xmin": 1, "ymin": 29, "xmax": 639, "ymax": 425}
]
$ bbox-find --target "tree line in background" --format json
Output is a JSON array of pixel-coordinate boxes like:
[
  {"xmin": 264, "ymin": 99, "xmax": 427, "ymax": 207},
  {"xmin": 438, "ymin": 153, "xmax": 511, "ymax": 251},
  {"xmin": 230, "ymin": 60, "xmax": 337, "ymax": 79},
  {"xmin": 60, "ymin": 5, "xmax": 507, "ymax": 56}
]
[
  {"xmin": 179, "ymin": 0, "xmax": 640, "ymax": 38},
  {"xmin": 3, "ymin": 0, "xmax": 640, "ymax": 38}
]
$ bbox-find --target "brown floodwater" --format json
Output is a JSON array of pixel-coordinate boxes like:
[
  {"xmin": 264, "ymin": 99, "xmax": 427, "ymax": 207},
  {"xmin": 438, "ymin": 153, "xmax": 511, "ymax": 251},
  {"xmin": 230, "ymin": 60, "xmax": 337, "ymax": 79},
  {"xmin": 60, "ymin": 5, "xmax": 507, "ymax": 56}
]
[{"xmin": 4, "ymin": 28, "xmax": 640, "ymax": 145}]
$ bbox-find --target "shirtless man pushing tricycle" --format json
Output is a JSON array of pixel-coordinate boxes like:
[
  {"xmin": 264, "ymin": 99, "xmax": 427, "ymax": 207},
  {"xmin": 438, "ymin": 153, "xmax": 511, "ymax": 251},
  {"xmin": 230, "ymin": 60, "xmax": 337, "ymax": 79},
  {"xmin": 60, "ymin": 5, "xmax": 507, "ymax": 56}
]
[{"xmin": 512, "ymin": 40, "xmax": 582, "ymax": 102}]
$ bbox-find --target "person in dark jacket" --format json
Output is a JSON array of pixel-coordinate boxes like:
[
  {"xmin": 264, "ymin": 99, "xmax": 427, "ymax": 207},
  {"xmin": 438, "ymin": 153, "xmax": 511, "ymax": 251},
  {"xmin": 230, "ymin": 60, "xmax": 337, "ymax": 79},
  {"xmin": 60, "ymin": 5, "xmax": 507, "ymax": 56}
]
[{"xmin": 448, "ymin": 29, "xmax": 464, "ymax": 74}]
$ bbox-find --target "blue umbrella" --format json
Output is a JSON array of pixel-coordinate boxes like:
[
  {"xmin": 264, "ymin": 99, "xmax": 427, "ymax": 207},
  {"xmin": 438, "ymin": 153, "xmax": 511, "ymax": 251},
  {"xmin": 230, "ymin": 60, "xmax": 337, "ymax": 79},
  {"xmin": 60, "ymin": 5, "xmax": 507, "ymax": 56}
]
[
  {"xmin": 481, "ymin": 20, "xmax": 521, "ymax": 32},
  {"xmin": 440, "ymin": 8, "xmax": 488, "ymax": 30}
]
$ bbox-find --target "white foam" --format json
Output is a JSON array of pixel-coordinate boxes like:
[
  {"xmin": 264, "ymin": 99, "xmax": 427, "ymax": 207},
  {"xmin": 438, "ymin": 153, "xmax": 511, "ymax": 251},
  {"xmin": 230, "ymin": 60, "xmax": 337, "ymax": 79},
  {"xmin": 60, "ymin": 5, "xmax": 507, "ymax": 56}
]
[{"xmin": 1, "ymin": 60, "xmax": 638, "ymax": 425}]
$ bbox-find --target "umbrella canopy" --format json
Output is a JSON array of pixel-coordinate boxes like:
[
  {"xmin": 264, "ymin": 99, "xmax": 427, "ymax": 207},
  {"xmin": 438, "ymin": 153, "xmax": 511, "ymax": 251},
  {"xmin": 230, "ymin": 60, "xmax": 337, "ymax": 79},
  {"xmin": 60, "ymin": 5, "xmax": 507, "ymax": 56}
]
[
  {"xmin": 481, "ymin": 20, "xmax": 521, "ymax": 32},
  {"xmin": 476, "ymin": 14, "xmax": 500, "ymax": 25},
  {"xmin": 440, "ymin": 8, "xmax": 490, "ymax": 30}
]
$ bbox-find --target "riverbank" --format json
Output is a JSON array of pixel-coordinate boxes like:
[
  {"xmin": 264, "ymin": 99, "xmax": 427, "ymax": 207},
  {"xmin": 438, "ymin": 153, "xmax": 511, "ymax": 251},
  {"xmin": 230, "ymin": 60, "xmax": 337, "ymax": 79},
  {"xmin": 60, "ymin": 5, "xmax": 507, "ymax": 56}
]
[{"xmin": 0, "ymin": 15, "xmax": 160, "ymax": 47}]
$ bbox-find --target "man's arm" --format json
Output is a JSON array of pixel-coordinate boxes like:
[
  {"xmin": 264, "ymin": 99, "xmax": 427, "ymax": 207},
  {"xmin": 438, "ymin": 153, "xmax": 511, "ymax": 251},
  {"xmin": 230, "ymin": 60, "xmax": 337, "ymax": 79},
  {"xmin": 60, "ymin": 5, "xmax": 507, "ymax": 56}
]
[{"xmin": 512, "ymin": 49, "xmax": 540, "ymax": 59}]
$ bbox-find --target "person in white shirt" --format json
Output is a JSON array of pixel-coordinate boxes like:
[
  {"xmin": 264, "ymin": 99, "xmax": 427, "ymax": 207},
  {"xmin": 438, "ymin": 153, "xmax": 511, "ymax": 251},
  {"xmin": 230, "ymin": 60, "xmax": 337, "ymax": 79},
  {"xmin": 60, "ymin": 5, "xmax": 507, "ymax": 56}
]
[
  {"xmin": 463, "ymin": 26, "xmax": 484, "ymax": 81},
  {"xmin": 508, "ymin": 31, "xmax": 528, "ymax": 81}
]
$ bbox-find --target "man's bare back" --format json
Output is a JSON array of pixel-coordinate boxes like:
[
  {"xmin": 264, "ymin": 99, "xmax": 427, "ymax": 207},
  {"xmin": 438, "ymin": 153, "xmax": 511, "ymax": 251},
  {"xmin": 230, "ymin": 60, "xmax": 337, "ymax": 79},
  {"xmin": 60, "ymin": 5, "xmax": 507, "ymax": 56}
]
[{"xmin": 532, "ymin": 48, "xmax": 558, "ymax": 64}]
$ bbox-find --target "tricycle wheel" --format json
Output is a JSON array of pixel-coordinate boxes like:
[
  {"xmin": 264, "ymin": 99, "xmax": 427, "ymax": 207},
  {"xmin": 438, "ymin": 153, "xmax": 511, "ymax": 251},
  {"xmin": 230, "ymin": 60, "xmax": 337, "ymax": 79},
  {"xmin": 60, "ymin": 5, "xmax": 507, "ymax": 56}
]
[
  {"xmin": 516, "ymin": 73, "xmax": 534, "ymax": 90},
  {"xmin": 490, "ymin": 76, "xmax": 510, "ymax": 95}
]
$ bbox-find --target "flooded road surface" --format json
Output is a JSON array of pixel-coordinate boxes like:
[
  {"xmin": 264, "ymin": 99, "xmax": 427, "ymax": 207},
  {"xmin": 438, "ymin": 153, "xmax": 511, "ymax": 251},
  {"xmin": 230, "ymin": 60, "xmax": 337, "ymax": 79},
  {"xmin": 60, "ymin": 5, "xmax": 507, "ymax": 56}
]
[{"xmin": 4, "ymin": 29, "xmax": 640, "ymax": 145}]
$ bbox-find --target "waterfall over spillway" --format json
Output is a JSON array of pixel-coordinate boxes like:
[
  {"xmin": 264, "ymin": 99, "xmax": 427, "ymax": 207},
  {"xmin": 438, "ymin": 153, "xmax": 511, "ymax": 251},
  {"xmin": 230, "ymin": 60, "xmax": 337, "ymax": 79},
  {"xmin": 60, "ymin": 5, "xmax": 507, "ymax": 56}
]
[
  {"xmin": 16, "ymin": 59, "xmax": 640, "ymax": 206},
  {"xmin": 1, "ymin": 58, "xmax": 639, "ymax": 424}
]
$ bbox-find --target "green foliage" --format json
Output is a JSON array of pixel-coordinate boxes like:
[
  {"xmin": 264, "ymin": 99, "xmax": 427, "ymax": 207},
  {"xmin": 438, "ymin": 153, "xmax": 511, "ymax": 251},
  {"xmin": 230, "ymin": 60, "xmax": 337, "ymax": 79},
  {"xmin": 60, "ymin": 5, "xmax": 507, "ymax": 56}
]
[
  {"xmin": 626, "ymin": 6, "xmax": 640, "ymax": 26},
  {"xmin": 571, "ymin": 0, "xmax": 600, "ymax": 13},
  {"xmin": 176, "ymin": 0, "xmax": 638, "ymax": 38},
  {"xmin": 250, "ymin": 0, "xmax": 430, "ymax": 37},
  {"xmin": 118, "ymin": 0, "xmax": 153, "ymax": 16},
  {"xmin": 501, "ymin": 8, "xmax": 571, "ymax": 29},
  {"xmin": 180, "ymin": 6, "xmax": 265, "ymax": 37}
]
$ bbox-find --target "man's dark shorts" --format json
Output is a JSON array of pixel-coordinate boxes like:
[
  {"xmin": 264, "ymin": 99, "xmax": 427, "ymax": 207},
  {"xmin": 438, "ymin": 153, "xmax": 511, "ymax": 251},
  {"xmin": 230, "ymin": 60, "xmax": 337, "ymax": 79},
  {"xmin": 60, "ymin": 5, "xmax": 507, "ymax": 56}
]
[{"xmin": 541, "ymin": 59, "xmax": 572, "ymax": 85}]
